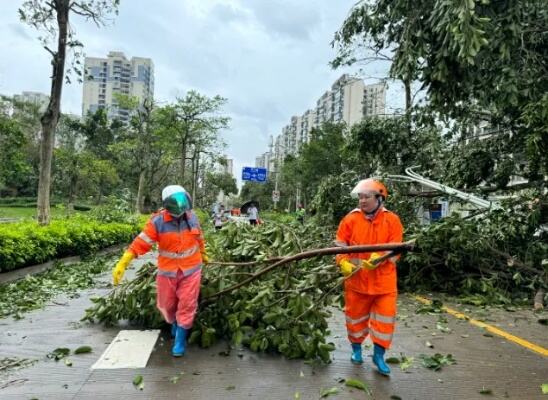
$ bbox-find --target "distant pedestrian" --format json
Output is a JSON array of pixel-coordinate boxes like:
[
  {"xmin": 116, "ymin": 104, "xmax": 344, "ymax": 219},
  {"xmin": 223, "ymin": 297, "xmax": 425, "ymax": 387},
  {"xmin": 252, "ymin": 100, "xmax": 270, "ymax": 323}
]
[
  {"xmin": 213, "ymin": 205, "xmax": 226, "ymax": 231},
  {"xmin": 248, "ymin": 203, "xmax": 259, "ymax": 225}
]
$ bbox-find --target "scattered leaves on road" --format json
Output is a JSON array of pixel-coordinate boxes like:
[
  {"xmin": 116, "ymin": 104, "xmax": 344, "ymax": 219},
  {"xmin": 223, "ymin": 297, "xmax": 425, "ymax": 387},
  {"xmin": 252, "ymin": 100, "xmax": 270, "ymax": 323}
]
[
  {"xmin": 419, "ymin": 353, "xmax": 456, "ymax": 371},
  {"xmin": 479, "ymin": 387, "xmax": 493, "ymax": 395},
  {"xmin": 320, "ymin": 387, "xmax": 339, "ymax": 397},
  {"xmin": 345, "ymin": 378, "xmax": 372, "ymax": 395},
  {"xmin": 74, "ymin": 346, "xmax": 92, "ymax": 354},
  {"xmin": 133, "ymin": 375, "xmax": 144, "ymax": 390},
  {"xmin": 400, "ymin": 354, "xmax": 414, "ymax": 371},
  {"xmin": 541, "ymin": 383, "xmax": 548, "ymax": 394},
  {"xmin": 47, "ymin": 347, "xmax": 70, "ymax": 361}
]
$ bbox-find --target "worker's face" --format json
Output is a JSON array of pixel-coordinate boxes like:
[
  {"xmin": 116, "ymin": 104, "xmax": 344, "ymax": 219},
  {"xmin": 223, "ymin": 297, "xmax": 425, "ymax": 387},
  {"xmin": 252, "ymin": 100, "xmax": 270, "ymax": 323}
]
[{"xmin": 358, "ymin": 191, "xmax": 379, "ymax": 213}]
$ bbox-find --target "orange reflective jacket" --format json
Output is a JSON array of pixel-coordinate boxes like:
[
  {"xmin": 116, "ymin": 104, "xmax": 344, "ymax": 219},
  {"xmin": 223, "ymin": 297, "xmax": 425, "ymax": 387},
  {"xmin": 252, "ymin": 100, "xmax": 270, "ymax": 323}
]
[
  {"xmin": 129, "ymin": 210, "xmax": 205, "ymax": 277},
  {"xmin": 335, "ymin": 208, "xmax": 403, "ymax": 294}
]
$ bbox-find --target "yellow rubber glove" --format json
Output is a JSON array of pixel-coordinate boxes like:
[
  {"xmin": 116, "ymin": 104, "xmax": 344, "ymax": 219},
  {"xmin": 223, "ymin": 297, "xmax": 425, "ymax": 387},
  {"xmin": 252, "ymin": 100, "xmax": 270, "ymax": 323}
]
[
  {"xmin": 112, "ymin": 251, "xmax": 135, "ymax": 285},
  {"xmin": 201, "ymin": 252, "xmax": 209, "ymax": 264},
  {"xmin": 361, "ymin": 252, "xmax": 383, "ymax": 270},
  {"xmin": 339, "ymin": 259, "xmax": 355, "ymax": 277}
]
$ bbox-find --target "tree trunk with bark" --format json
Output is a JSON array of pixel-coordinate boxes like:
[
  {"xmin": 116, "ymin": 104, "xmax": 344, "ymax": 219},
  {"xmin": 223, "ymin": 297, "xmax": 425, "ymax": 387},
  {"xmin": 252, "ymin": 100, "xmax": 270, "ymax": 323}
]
[
  {"xmin": 36, "ymin": 1, "xmax": 69, "ymax": 225},
  {"xmin": 192, "ymin": 150, "xmax": 199, "ymax": 204},
  {"xmin": 135, "ymin": 169, "xmax": 146, "ymax": 213},
  {"xmin": 180, "ymin": 138, "xmax": 188, "ymax": 186},
  {"xmin": 404, "ymin": 78, "xmax": 412, "ymax": 137}
]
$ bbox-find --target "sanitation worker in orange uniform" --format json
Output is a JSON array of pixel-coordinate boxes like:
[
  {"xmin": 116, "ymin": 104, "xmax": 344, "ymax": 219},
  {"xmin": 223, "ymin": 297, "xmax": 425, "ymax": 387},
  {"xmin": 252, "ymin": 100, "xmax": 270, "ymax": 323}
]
[
  {"xmin": 111, "ymin": 185, "xmax": 208, "ymax": 357},
  {"xmin": 335, "ymin": 178, "xmax": 403, "ymax": 375}
]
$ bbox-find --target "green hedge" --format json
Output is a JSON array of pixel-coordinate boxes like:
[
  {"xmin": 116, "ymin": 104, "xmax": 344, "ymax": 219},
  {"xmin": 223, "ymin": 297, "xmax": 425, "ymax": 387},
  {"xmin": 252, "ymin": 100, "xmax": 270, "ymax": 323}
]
[
  {"xmin": 0, "ymin": 197, "xmax": 37, "ymax": 205},
  {"xmin": 0, "ymin": 216, "xmax": 142, "ymax": 272},
  {"xmin": 0, "ymin": 197, "xmax": 91, "ymax": 211}
]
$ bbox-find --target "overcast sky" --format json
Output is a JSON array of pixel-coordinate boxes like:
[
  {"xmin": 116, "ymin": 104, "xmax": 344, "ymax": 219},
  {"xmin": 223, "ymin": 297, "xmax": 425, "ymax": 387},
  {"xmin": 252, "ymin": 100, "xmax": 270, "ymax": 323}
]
[{"xmin": 0, "ymin": 0, "xmax": 402, "ymax": 186}]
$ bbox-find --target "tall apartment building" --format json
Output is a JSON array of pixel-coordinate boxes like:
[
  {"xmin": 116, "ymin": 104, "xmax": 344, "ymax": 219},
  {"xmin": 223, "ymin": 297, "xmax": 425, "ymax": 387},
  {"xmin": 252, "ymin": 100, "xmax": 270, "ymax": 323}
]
[
  {"xmin": 363, "ymin": 82, "xmax": 386, "ymax": 116},
  {"xmin": 255, "ymin": 136, "xmax": 278, "ymax": 172},
  {"xmin": 314, "ymin": 74, "xmax": 368, "ymax": 127},
  {"xmin": 82, "ymin": 51, "xmax": 154, "ymax": 122},
  {"xmin": 255, "ymin": 74, "xmax": 387, "ymax": 171},
  {"xmin": 255, "ymin": 152, "xmax": 272, "ymax": 170}
]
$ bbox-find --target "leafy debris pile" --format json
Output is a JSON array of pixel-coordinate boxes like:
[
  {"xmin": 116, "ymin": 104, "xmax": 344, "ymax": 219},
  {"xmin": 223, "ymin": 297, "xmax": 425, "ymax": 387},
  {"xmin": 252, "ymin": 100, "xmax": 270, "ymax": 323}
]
[
  {"xmin": 400, "ymin": 195, "xmax": 547, "ymax": 305},
  {"xmin": 84, "ymin": 221, "xmax": 341, "ymax": 362},
  {"xmin": 0, "ymin": 257, "xmax": 112, "ymax": 319}
]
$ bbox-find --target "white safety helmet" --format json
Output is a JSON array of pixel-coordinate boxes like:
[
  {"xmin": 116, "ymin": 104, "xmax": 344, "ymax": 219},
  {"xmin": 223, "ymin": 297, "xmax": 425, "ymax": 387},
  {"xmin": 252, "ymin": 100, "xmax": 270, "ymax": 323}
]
[
  {"xmin": 162, "ymin": 185, "xmax": 186, "ymax": 200},
  {"xmin": 161, "ymin": 185, "xmax": 192, "ymax": 217}
]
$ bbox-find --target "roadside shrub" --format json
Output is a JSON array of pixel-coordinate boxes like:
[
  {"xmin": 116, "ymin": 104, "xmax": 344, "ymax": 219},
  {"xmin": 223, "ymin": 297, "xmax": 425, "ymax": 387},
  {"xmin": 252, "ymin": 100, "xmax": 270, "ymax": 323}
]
[{"xmin": 0, "ymin": 216, "xmax": 141, "ymax": 272}]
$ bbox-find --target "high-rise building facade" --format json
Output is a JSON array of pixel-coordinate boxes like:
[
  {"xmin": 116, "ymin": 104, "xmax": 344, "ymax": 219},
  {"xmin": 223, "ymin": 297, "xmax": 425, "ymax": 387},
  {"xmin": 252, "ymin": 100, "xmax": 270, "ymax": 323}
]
[
  {"xmin": 259, "ymin": 74, "xmax": 387, "ymax": 166},
  {"xmin": 255, "ymin": 136, "xmax": 277, "ymax": 173},
  {"xmin": 82, "ymin": 51, "xmax": 154, "ymax": 122},
  {"xmin": 363, "ymin": 82, "xmax": 386, "ymax": 116}
]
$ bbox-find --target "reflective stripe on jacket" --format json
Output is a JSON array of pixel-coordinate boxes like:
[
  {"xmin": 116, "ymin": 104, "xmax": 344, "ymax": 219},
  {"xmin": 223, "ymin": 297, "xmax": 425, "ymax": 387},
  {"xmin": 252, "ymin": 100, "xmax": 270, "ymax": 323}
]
[
  {"xmin": 335, "ymin": 207, "xmax": 403, "ymax": 294},
  {"xmin": 129, "ymin": 209, "xmax": 205, "ymax": 274}
]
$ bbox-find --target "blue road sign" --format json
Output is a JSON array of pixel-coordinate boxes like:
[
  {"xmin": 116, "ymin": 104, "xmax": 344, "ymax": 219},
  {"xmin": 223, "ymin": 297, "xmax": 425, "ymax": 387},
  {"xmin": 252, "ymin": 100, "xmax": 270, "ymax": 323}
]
[{"xmin": 242, "ymin": 167, "xmax": 267, "ymax": 182}]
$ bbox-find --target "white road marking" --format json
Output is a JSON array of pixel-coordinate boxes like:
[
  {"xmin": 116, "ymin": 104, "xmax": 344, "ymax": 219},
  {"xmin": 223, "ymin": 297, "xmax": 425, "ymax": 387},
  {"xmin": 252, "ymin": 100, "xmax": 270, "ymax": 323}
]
[{"xmin": 91, "ymin": 329, "xmax": 160, "ymax": 369}]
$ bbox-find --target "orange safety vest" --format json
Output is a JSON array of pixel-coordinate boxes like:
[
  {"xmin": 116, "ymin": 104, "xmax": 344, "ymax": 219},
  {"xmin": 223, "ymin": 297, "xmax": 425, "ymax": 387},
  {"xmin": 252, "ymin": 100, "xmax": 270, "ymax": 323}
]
[
  {"xmin": 335, "ymin": 207, "xmax": 403, "ymax": 294},
  {"xmin": 129, "ymin": 210, "xmax": 205, "ymax": 277}
]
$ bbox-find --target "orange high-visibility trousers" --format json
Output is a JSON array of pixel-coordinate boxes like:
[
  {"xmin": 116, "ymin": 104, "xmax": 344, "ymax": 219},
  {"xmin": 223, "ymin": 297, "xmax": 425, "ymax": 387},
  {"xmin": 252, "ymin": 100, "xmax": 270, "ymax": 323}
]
[
  {"xmin": 156, "ymin": 269, "xmax": 201, "ymax": 329},
  {"xmin": 344, "ymin": 289, "xmax": 397, "ymax": 349}
]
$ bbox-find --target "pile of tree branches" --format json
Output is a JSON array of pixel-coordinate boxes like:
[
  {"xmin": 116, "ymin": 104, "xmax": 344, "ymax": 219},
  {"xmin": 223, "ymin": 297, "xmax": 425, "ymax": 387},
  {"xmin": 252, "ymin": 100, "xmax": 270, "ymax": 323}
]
[
  {"xmin": 400, "ymin": 193, "xmax": 547, "ymax": 305},
  {"xmin": 83, "ymin": 194, "xmax": 546, "ymax": 362},
  {"xmin": 84, "ymin": 221, "xmax": 344, "ymax": 362}
]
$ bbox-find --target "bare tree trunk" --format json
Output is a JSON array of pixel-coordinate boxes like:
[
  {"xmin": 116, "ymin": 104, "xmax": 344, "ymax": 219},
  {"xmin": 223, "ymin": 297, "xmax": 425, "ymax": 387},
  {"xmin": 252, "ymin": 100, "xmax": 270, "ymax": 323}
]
[
  {"xmin": 135, "ymin": 169, "xmax": 146, "ymax": 213},
  {"xmin": 404, "ymin": 78, "xmax": 411, "ymax": 112},
  {"xmin": 192, "ymin": 151, "xmax": 199, "ymax": 204},
  {"xmin": 180, "ymin": 139, "xmax": 187, "ymax": 185},
  {"xmin": 37, "ymin": 1, "xmax": 69, "ymax": 225},
  {"xmin": 404, "ymin": 78, "xmax": 412, "ymax": 137}
]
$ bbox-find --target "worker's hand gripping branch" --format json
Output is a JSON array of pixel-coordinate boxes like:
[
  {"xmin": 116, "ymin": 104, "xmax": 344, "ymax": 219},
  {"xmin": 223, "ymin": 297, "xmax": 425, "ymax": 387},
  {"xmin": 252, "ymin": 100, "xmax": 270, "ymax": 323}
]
[
  {"xmin": 361, "ymin": 252, "xmax": 383, "ymax": 270},
  {"xmin": 339, "ymin": 259, "xmax": 355, "ymax": 277},
  {"xmin": 339, "ymin": 252, "xmax": 388, "ymax": 277},
  {"xmin": 112, "ymin": 251, "xmax": 135, "ymax": 285}
]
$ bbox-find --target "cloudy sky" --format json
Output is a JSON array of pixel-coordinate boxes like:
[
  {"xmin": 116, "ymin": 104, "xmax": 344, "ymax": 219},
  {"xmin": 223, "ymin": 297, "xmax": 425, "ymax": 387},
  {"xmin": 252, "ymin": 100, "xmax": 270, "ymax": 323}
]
[{"xmin": 0, "ymin": 0, "xmax": 402, "ymax": 186}]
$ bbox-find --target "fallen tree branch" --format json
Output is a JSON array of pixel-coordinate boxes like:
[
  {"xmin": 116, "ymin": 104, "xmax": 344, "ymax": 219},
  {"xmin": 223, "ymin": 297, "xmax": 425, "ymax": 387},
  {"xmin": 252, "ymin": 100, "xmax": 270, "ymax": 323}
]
[
  {"xmin": 202, "ymin": 241, "xmax": 415, "ymax": 302},
  {"xmin": 207, "ymin": 257, "xmax": 284, "ymax": 266},
  {"xmin": 487, "ymin": 245, "xmax": 543, "ymax": 274}
]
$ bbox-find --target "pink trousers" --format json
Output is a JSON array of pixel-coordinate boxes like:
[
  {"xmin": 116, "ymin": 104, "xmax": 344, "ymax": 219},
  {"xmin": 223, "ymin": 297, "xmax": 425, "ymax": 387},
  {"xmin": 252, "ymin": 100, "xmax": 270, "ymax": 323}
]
[{"xmin": 156, "ymin": 269, "xmax": 201, "ymax": 329}]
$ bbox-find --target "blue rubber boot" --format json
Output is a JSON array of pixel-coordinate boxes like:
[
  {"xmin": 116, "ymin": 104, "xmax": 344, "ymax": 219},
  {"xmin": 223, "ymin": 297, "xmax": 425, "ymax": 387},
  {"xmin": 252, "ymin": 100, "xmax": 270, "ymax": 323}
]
[
  {"xmin": 172, "ymin": 326, "xmax": 188, "ymax": 357},
  {"xmin": 171, "ymin": 322, "xmax": 177, "ymax": 338},
  {"xmin": 373, "ymin": 343, "xmax": 391, "ymax": 375},
  {"xmin": 350, "ymin": 343, "xmax": 363, "ymax": 365}
]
